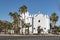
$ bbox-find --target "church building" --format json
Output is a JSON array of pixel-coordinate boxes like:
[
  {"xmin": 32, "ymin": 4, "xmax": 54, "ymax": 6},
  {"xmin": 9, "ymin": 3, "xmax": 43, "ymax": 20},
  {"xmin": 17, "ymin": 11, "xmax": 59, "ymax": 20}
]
[{"xmin": 20, "ymin": 11, "xmax": 50, "ymax": 34}]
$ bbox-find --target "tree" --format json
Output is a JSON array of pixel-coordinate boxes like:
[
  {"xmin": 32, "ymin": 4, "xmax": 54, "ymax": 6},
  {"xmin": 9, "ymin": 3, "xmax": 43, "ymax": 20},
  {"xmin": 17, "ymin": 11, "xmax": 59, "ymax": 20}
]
[
  {"xmin": 9, "ymin": 12, "xmax": 21, "ymax": 34},
  {"xmin": 37, "ymin": 26, "xmax": 43, "ymax": 34},
  {"xmin": 8, "ymin": 23, "xmax": 13, "ymax": 30},
  {"xmin": 19, "ymin": 5, "xmax": 27, "ymax": 21},
  {"xmin": 50, "ymin": 12, "xmax": 58, "ymax": 28},
  {"xmin": 9, "ymin": 12, "xmax": 17, "ymax": 33},
  {"xmin": 16, "ymin": 14, "xmax": 21, "ymax": 34},
  {"xmin": 0, "ymin": 20, "xmax": 3, "ymax": 33},
  {"xmin": 15, "ymin": 27, "xmax": 21, "ymax": 34},
  {"xmin": 23, "ymin": 23, "xmax": 31, "ymax": 34},
  {"xmin": 17, "ymin": 14, "xmax": 21, "ymax": 28},
  {"xmin": 0, "ymin": 20, "xmax": 12, "ymax": 34},
  {"xmin": 4, "ymin": 22, "xmax": 8, "ymax": 34},
  {"xmin": 19, "ymin": 5, "xmax": 27, "ymax": 34}
]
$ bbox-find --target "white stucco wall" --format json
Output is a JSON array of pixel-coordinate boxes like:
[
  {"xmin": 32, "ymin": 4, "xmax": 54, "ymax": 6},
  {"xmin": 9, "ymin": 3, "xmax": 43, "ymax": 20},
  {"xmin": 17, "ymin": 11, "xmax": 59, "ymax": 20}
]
[
  {"xmin": 20, "ymin": 11, "xmax": 50, "ymax": 34},
  {"xmin": 33, "ymin": 14, "xmax": 50, "ymax": 34}
]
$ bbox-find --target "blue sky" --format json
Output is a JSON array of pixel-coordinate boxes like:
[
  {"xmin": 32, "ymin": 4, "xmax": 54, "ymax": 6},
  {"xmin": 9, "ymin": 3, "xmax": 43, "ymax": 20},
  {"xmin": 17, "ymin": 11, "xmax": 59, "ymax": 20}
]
[{"xmin": 0, "ymin": 0, "xmax": 60, "ymax": 25}]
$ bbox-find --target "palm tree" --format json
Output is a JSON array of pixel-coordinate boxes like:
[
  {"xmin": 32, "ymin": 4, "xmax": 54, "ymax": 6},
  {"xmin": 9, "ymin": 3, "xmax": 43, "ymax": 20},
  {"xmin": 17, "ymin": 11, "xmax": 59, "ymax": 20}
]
[
  {"xmin": 0, "ymin": 20, "xmax": 3, "ymax": 33},
  {"xmin": 50, "ymin": 12, "xmax": 58, "ymax": 28},
  {"xmin": 22, "ymin": 23, "xmax": 31, "ymax": 34},
  {"xmin": 9, "ymin": 12, "xmax": 16, "ymax": 31},
  {"xmin": 15, "ymin": 14, "xmax": 21, "ymax": 34},
  {"xmin": 37, "ymin": 26, "xmax": 43, "ymax": 34},
  {"xmin": 15, "ymin": 27, "xmax": 21, "ymax": 34},
  {"xmin": 5, "ymin": 22, "xmax": 13, "ymax": 34},
  {"xmin": 25, "ymin": 23, "xmax": 31, "ymax": 34},
  {"xmin": 19, "ymin": 5, "xmax": 27, "ymax": 34},
  {"xmin": 19, "ymin": 5, "xmax": 27, "ymax": 21},
  {"xmin": 9, "ymin": 12, "xmax": 21, "ymax": 34},
  {"xmin": 8, "ymin": 23, "xmax": 13, "ymax": 30},
  {"xmin": 16, "ymin": 14, "xmax": 21, "ymax": 28},
  {"xmin": 1, "ymin": 21, "xmax": 10, "ymax": 34},
  {"xmin": 9, "ymin": 12, "xmax": 17, "ymax": 33},
  {"xmin": 4, "ymin": 23, "xmax": 7, "ymax": 34}
]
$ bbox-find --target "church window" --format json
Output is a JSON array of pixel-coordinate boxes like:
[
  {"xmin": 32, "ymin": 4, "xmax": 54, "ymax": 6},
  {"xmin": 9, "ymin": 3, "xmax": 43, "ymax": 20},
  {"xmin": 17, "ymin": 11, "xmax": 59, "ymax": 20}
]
[
  {"xmin": 44, "ymin": 28, "xmax": 46, "ymax": 30},
  {"xmin": 38, "ymin": 20, "xmax": 40, "ymax": 22}
]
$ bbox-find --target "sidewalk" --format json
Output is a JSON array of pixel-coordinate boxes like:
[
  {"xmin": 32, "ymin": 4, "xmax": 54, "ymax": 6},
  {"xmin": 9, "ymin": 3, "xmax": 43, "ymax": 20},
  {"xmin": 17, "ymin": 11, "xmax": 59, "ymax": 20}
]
[{"xmin": 0, "ymin": 33, "xmax": 60, "ymax": 36}]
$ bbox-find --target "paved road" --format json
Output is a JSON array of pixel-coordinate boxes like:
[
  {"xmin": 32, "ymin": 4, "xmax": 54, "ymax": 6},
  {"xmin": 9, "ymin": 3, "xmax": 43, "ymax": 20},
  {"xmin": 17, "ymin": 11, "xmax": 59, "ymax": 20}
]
[{"xmin": 0, "ymin": 36, "xmax": 60, "ymax": 40}]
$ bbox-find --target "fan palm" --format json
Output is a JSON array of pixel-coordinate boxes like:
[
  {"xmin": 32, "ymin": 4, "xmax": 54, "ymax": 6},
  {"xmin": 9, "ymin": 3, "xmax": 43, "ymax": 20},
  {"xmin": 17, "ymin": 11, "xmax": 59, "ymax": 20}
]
[
  {"xmin": 19, "ymin": 5, "xmax": 27, "ymax": 34},
  {"xmin": 0, "ymin": 20, "xmax": 3, "ymax": 33},
  {"xmin": 50, "ymin": 12, "xmax": 58, "ymax": 28},
  {"xmin": 9, "ymin": 12, "xmax": 21, "ymax": 34},
  {"xmin": 22, "ymin": 23, "xmax": 31, "ymax": 34}
]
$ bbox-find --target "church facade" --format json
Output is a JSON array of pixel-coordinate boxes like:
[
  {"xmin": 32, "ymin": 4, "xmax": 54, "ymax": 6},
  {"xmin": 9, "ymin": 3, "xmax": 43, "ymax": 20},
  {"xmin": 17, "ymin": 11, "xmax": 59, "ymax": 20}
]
[{"xmin": 20, "ymin": 11, "xmax": 50, "ymax": 34}]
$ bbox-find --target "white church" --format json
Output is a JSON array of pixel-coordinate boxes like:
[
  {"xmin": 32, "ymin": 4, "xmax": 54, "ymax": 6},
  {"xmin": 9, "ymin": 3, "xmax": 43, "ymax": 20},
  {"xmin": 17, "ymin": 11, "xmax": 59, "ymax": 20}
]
[{"xmin": 20, "ymin": 11, "xmax": 50, "ymax": 34}]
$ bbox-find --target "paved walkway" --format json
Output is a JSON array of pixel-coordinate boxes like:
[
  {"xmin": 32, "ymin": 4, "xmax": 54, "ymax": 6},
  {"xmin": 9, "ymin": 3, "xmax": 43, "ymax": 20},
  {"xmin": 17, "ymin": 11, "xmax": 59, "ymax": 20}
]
[
  {"xmin": 0, "ymin": 34, "xmax": 60, "ymax": 40},
  {"xmin": 0, "ymin": 35, "xmax": 60, "ymax": 40},
  {"xmin": 0, "ymin": 34, "xmax": 60, "ymax": 36}
]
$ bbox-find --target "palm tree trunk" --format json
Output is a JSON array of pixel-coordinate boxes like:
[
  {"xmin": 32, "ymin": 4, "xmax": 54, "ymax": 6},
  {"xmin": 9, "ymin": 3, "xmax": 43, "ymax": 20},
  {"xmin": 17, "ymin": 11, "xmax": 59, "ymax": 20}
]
[
  {"xmin": 24, "ymin": 13, "xmax": 26, "ymax": 35},
  {"xmin": 28, "ymin": 27, "xmax": 29, "ymax": 34},
  {"xmin": 18, "ymin": 20, "xmax": 20, "ymax": 34},
  {"xmin": 53, "ymin": 21, "xmax": 56, "ymax": 28},
  {"xmin": 22, "ymin": 20, "xmax": 23, "ymax": 35}
]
